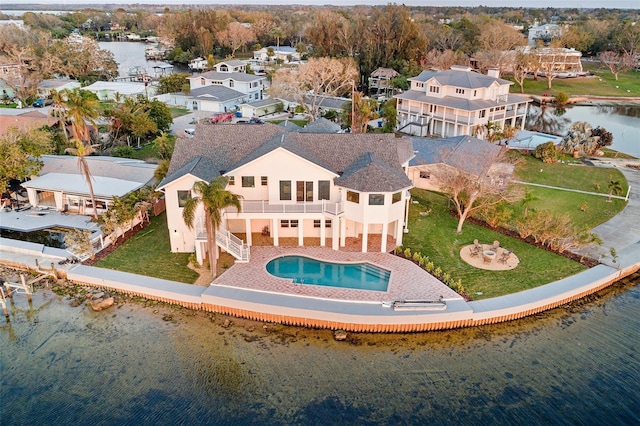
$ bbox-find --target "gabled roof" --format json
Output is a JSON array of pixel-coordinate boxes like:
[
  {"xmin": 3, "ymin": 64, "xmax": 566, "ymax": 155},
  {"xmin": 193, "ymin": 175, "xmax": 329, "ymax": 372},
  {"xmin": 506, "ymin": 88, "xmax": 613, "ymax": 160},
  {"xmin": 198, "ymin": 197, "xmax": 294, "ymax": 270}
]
[
  {"xmin": 298, "ymin": 117, "xmax": 341, "ymax": 134},
  {"xmin": 216, "ymin": 59, "xmax": 247, "ymax": 67},
  {"xmin": 189, "ymin": 71, "xmax": 264, "ymax": 83},
  {"xmin": 409, "ymin": 68, "xmax": 511, "ymax": 89},
  {"xmin": 163, "ymin": 124, "xmax": 412, "ymax": 193},
  {"xmin": 277, "ymin": 120, "xmax": 302, "ymax": 132},
  {"xmin": 157, "ymin": 156, "xmax": 217, "ymax": 190},
  {"xmin": 335, "ymin": 152, "xmax": 412, "ymax": 193},
  {"xmin": 410, "ymin": 135, "xmax": 502, "ymax": 176},
  {"xmin": 370, "ymin": 67, "xmax": 399, "ymax": 78},
  {"xmin": 188, "ymin": 85, "xmax": 245, "ymax": 102},
  {"xmin": 39, "ymin": 155, "xmax": 157, "ymax": 184},
  {"xmin": 395, "ymin": 90, "xmax": 530, "ymax": 112}
]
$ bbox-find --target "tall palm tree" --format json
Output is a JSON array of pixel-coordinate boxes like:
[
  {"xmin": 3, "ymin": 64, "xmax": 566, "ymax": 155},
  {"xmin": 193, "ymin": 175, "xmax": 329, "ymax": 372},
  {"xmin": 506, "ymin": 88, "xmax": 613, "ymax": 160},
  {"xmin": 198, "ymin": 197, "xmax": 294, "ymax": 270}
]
[
  {"xmin": 66, "ymin": 140, "xmax": 100, "ymax": 220},
  {"xmin": 63, "ymin": 88, "xmax": 100, "ymax": 143},
  {"xmin": 182, "ymin": 177, "xmax": 242, "ymax": 274}
]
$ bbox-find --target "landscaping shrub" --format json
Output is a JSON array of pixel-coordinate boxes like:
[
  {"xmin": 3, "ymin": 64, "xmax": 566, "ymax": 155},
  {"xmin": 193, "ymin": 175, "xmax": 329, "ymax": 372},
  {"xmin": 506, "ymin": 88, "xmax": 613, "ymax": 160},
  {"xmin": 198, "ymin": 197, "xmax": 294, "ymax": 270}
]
[{"xmin": 534, "ymin": 141, "xmax": 558, "ymax": 163}]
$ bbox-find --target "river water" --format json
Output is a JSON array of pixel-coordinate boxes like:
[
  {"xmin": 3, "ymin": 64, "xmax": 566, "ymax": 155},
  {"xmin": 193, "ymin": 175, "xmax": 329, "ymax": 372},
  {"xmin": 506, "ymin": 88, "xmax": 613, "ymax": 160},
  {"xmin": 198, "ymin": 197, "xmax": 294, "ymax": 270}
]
[
  {"xmin": 1, "ymin": 272, "xmax": 638, "ymax": 424},
  {"xmin": 98, "ymin": 41, "xmax": 188, "ymax": 79}
]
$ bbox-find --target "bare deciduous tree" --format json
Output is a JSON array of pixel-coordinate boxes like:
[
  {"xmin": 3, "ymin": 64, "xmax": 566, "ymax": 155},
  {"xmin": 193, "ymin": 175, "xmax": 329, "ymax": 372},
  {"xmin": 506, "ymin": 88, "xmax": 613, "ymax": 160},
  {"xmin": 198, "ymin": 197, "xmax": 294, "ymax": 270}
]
[
  {"xmin": 598, "ymin": 51, "xmax": 635, "ymax": 81},
  {"xmin": 269, "ymin": 57, "xmax": 358, "ymax": 118},
  {"xmin": 217, "ymin": 22, "xmax": 256, "ymax": 57}
]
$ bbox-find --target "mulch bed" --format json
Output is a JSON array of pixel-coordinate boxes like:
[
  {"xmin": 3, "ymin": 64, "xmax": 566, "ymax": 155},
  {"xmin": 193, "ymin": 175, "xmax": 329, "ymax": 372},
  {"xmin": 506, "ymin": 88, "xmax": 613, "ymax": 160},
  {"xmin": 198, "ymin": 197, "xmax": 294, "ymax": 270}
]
[
  {"xmin": 83, "ymin": 223, "xmax": 146, "ymax": 266},
  {"xmin": 462, "ymin": 213, "xmax": 599, "ymax": 268}
]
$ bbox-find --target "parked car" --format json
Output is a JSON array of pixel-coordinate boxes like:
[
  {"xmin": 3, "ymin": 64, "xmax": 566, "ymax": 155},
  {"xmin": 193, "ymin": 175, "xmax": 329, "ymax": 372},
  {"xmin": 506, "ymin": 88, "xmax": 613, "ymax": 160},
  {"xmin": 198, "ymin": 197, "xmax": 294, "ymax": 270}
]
[{"xmin": 32, "ymin": 98, "xmax": 52, "ymax": 108}]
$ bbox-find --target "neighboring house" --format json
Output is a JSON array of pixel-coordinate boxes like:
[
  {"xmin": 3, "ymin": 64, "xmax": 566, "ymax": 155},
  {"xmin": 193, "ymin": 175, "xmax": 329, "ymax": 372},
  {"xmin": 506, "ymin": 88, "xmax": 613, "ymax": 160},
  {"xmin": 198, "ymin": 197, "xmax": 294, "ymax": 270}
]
[
  {"xmin": 0, "ymin": 19, "xmax": 25, "ymax": 29},
  {"xmin": 83, "ymin": 81, "xmax": 155, "ymax": 101},
  {"xmin": 0, "ymin": 110, "xmax": 58, "ymax": 134},
  {"xmin": 368, "ymin": 67, "xmax": 399, "ymax": 97},
  {"xmin": 157, "ymin": 124, "xmax": 414, "ymax": 263},
  {"xmin": 253, "ymin": 46, "xmax": 300, "ymax": 63},
  {"xmin": 409, "ymin": 135, "xmax": 507, "ymax": 192},
  {"xmin": 528, "ymin": 23, "xmax": 562, "ymax": 46},
  {"xmin": 21, "ymin": 155, "xmax": 157, "ymax": 216},
  {"xmin": 187, "ymin": 60, "xmax": 267, "ymax": 103},
  {"xmin": 394, "ymin": 65, "xmax": 531, "ymax": 138},
  {"xmin": 37, "ymin": 78, "xmax": 81, "ymax": 99},
  {"xmin": 297, "ymin": 117, "xmax": 341, "ymax": 134},
  {"xmin": 158, "ymin": 85, "xmax": 246, "ymax": 112},
  {"xmin": 525, "ymin": 47, "xmax": 584, "ymax": 76},
  {"xmin": 278, "ymin": 95, "xmax": 350, "ymax": 117},
  {"xmin": 239, "ymin": 99, "xmax": 282, "ymax": 118}
]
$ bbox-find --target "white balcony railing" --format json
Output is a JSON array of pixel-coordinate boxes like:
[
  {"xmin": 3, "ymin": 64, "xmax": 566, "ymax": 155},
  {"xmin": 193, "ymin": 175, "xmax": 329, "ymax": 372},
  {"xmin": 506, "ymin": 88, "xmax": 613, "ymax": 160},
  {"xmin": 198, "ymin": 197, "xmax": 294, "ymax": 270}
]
[{"xmin": 225, "ymin": 200, "xmax": 344, "ymax": 216}]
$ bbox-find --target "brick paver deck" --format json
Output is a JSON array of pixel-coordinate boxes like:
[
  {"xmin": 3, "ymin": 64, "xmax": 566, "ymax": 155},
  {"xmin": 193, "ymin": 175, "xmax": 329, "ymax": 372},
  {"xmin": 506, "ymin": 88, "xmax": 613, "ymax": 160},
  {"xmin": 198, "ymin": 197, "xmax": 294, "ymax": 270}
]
[{"xmin": 213, "ymin": 246, "xmax": 462, "ymax": 303}]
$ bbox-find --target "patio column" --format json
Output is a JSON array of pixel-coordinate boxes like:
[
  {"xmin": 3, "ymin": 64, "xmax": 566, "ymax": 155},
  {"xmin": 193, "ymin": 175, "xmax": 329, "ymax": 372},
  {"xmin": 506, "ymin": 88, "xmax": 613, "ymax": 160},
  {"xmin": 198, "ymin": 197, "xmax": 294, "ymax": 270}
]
[
  {"xmin": 332, "ymin": 217, "xmax": 339, "ymax": 250},
  {"xmin": 380, "ymin": 222, "xmax": 388, "ymax": 253},
  {"xmin": 25, "ymin": 188, "xmax": 37, "ymax": 207},
  {"xmin": 298, "ymin": 220, "xmax": 304, "ymax": 246},
  {"xmin": 272, "ymin": 218, "xmax": 279, "ymax": 247},
  {"xmin": 361, "ymin": 222, "xmax": 368, "ymax": 253},
  {"xmin": 340, "ymin": 217, "xmax": 346, "ymax": 247},
  {"xmin": 396, "ymin": 219, "xmax": 404, "ymax": 247},
  {"xmin": 245, "ymin": 218, "xmax": 252, "ymax": 246},
  {"xmin": 320, "ymin": 217, "xmax": 326, "ymax": 247},
  {"xmin": 54, "ymin": 192, "xmax": 64, "ymax": 210}
]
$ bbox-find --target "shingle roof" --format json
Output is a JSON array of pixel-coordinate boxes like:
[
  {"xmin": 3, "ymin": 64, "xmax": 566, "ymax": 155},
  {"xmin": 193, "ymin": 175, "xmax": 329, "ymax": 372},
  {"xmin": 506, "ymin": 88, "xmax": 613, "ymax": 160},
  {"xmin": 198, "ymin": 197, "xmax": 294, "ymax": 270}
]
[
  {"xmin": 410, "ymin": 135, "xmax": 502, "ymax": 176},
  {"xmin": 39, "ymin": 155, "xmax": 156, "ymax": 184},
  {"xmin": 409, "ymin": 68, "xmax": 512, "ymax": 89},
  {"xmin": 277, "ymin": 120, "xmax": 302, "ymax": 131},
  {"xmin": 395, "ymin": 90, "xmax": 530, "ymax": 112},
  {"xmin": 164, "ymin": 124, "xmax": 412, "ymax": 192},
  {"xmin": 298, "ymin": 117, "xmax": 341, "ymax": 133},
  {"xmin": 188, "ymin": 85, "xmax": 245, "ymax": 102}
]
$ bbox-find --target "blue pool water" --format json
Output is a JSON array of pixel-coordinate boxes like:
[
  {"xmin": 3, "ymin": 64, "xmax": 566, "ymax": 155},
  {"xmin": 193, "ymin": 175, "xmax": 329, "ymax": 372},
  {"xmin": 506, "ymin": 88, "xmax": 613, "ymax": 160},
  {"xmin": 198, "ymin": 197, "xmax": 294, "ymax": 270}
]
[{"xmin": 266, "ymin": 256, "xmax": 390, "ymax": 291}]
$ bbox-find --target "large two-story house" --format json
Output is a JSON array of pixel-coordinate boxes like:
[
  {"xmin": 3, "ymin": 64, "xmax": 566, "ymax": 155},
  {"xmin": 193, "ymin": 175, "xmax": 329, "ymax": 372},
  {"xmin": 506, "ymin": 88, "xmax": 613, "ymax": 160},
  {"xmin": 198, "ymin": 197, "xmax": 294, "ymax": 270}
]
[
  {"xmin": 157, "ymin": 124, "xmax": 414, "ymax": 264},
  {"xmin": 187, "ymin": 60, "xmax": 267, "ymax": 104},
  {"xmin": 394, "ymin": 66, "xmax": 531, "ymax": 138}
]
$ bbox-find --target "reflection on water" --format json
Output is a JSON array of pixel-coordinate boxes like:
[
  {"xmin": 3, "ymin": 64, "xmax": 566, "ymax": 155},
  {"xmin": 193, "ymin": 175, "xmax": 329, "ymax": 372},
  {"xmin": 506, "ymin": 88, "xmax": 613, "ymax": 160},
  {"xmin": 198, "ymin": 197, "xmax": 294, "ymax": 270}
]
[
  {"xmin": 1, "ymin": 273, "xmax": 638, "ymax": 424},
  {"xmin": 526, "ymin": 104, "xmax": 640, "ymax": 157}
]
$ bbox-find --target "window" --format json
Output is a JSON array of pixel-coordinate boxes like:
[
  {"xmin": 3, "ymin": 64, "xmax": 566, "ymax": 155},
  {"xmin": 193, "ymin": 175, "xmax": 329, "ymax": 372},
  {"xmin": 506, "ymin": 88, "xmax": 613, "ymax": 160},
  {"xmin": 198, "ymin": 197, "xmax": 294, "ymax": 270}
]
[
  {"xmin": 346, "ymin": 191, "xmax": 360, "ymax": 204},
  {"xmin": 261, "ymin": 176, "xmax": 268, "ymax": 186},
  {"xmin": 392, "ymin": 192, "xmax": 402, "ymax": 204},
  {"xmin": 416, "ymin": 82, "xmax": 424, "ymax": 88},
  {"xmin": 228, "ymin": 176, "xmax": 235, "ymax": 185},
  {"xmin": 200, "ymin": 77, "xmax": 205, "ymax": 86},
  {"xmin": 177, "ymin": 190, "xmax": 191, "ymax": 207},
  {"xmin": 279, "ymin": 180, "xmax": 291, "ymax": 200},
  {"xmin": 313, "ymin": 220, "xmax": 332, "ymax": 228},
  {"xmin": 474, "ymin": 90, "xmax": 477, "ymax": 96},
  {"xmin": 479, "ymin": 110, "xmax": 486, "ymax": 118},
  {"xmin": 318, "ymin": 180, "xmax": 330, "ymax": 200},
  {"xmin": 242, "ymin": 176, "xmax": 255, "ymax": 188},
  {"xmin": 280, "ymin": 220, "xmax": 299, "ymax": 228},
  {"xmin": 296, "ymin": 181, "xmax": 313, "ymax": 202},
  {"xmin": 369, "ymin": 194, "xmax": 385, "ymax": 205},
  {"xmin": 229, "ymin": 80, "xmax": 234, "ymax": 87},
  {"xmin": 456, "ymin": 88, "xmax": 465, "ymax": 94},
  {"xmin": 429, "ymin": 86, "xmax": 440, "ymax": 94},
  {"xmin": 429, "ymin": 104, "xmax": 436, "ymax": 113},
  {"xmin": 419, "ymin": 171, "xmax": 431, "ymax": 179}
]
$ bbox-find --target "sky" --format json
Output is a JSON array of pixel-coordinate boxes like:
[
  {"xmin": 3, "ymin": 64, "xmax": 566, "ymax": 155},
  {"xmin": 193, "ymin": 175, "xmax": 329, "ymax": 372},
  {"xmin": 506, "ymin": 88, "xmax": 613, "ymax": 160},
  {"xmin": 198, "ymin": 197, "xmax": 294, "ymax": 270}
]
[{"xmin": 1, "ymin": 0, "xmax": 639, "ymax": 9}]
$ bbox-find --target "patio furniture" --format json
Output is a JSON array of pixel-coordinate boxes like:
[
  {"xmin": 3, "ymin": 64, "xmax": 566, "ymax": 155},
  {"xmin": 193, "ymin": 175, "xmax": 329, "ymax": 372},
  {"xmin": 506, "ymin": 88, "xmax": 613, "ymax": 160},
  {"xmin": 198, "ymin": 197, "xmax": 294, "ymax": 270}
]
[
  {"xmin": 498, "ymin": 250, "xmax": 512, "ymax": 264},
  {"xmin": 469, "ymin": 246, "xmax": 480, "ymax": 258},
  {"xmin": 473, "ymin": 239, "xmax": 482, "ymax": 251},
  {"xmin": 490, "ymin": 240, "xmax": 500, "ymax": 251},
  {"xmin": 483, "ymin": 253, "xmax": 493, "ymax": 264}
]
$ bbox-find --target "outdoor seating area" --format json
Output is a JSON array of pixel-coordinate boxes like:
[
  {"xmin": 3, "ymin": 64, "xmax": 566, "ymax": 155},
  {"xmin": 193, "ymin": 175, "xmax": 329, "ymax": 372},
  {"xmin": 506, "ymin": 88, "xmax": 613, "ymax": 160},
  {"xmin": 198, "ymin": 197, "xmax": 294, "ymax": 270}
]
[{"xmin": 460, "ymin": 240, "xmax": 519, "ymax": 271}]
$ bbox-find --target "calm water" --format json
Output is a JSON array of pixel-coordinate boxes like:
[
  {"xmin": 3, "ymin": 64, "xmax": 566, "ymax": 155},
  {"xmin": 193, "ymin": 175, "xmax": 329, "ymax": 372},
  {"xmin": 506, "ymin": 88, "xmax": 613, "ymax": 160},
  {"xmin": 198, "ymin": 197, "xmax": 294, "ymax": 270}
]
[
  {"xmin": 98, "ymin": 41, "xmax": 187, "ymax": 79},
  {"xmin": 527, "ymin": 104, "xmax": 640, "ymax": 158},
  {"xmin": 1, "ymin": 272, "xmax": 638, "ymax": 424},
  {"xmin": 266, "ymin": 255, "xmax": 390, "ymax": 290}
]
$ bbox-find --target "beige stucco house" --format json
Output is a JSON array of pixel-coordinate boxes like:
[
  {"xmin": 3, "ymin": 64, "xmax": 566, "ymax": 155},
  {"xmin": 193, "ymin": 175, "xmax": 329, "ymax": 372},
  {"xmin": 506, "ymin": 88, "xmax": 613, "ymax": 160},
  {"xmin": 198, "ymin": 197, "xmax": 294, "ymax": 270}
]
[
  {"xmin": 394, "ymin": 66, "xmax": 531, "ymax": 139},
  {"xmin": 157, "ymin": 124, "xmax": 415, "ymax": 264}
]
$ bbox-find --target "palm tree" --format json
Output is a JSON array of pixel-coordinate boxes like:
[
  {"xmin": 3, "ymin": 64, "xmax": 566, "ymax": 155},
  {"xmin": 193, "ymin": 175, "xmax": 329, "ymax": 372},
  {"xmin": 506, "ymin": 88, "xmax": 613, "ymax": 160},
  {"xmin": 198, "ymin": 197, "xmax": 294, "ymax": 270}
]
[
  {"xmin": 182, "ymin": 177, "xmax": 242, "ymax": 274},
  {"xmin": 63, "ymin": 88, "xmax": 100, "ymax": 143},
  {"xmin": 607, "ymin": 179, "xmax": 623, "ymax": 202},
  {"xmin": 66, "ymin": 140, "xmax": 100, "ymax": 220}
]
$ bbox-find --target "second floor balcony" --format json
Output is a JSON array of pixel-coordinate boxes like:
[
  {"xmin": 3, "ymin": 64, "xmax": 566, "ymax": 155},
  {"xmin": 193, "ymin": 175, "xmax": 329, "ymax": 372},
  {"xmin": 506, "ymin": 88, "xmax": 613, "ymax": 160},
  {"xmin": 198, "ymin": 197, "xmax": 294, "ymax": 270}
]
[{"xmin": 225, "ymin": 200, "xmax": 344, "ymax": 216}]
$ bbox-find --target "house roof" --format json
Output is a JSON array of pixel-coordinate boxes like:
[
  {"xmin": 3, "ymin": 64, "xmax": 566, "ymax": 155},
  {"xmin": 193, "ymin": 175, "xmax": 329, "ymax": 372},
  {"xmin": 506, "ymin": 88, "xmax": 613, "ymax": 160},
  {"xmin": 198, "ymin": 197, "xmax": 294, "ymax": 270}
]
[
  {"xmin": 188, "ymin": 85, "xmax": 245, "ymax": 102},
  {"xmin": 189, "ymin": 71, "xmax": 264, "ymax": 83},
  {"xmin": 410, "ymin": 135, "xmax": 502, "ymax": 176},
  {"xmin": 277, "ymin": 120, "xmax": 302, "ymax": 131},
  {"xmin": 161, "ymin": 124, "xmax": 412, "ymax": 193},
  {"xmin": 84, "ymin": 81, "xmax": 148, "ymax": 95},
  {"xmin": 298, "ymin": 117, "xmax": 341, "ymax": 134},
  {"xmin": 0, "ymin": 110, "xmax": 56, "ymax": 134},
  {"xmin": 370, "ymin": 67, "xmax": 399, "ymax": 79},
  {"xmin": 38, "ymin": 155, "xmax": 157, "ymax": 184},
  {"xmin": 409, "ymin": 68, "xmax": 512, "ymax": 89},
  {"xmin": 21, "ymin": 173, "xmax": 146, "ymax": 199},
  {"xmin": 242, "ymin": 99, "xmax": 281, "ymax": 108},
  {"xmin": 39, "ymin": 79, "xmax": 81, "ymax": 90},
  {"xmin": 395, "ymin": 90, "xmax": 530, "ymax": 112},
  {"xmin": 216, "ymin": 60, "xmax": 247, "ymax": 67}
]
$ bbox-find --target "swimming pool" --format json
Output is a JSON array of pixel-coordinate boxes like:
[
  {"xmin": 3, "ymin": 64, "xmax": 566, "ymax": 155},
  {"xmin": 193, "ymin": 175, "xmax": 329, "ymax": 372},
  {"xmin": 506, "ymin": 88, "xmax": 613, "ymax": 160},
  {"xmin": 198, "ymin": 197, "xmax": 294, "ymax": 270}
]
[{"xmin": 266, "ymin": 255, "xmax": 390, "ymax": 291}]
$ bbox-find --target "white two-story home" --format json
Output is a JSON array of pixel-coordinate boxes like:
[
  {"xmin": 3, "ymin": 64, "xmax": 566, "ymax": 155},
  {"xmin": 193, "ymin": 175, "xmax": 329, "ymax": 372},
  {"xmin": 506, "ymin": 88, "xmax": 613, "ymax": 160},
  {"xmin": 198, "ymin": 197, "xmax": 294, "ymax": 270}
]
[
  {"xmin": 157, "ymin": 124, "xmax": 414, "ymax": 264},
  {"xmin": 394, "ymin": 66, "xmax": 531, "ymax": 139},
  {"xmin": 187, "ymin": 60, "xmax": 267, "ymax": 104}
]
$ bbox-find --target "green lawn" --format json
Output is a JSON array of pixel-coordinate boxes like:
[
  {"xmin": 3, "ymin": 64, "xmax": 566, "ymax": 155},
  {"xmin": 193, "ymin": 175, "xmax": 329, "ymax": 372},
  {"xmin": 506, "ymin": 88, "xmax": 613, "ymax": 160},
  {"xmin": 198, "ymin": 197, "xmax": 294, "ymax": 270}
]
[
  {"xmin": 402, "ymin": 190, "xmax": 587, "ymax": 299},
  {"xmin": 170, "ymin": 107, "xmax": 190, "ymax": 118},
  {"xmin": 95, "ymin": 213, "xmax": 199, "ymax": 284},
  {"xmin": 508, "ymin": 63, "xmax": 640, "ymax": 97}
]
